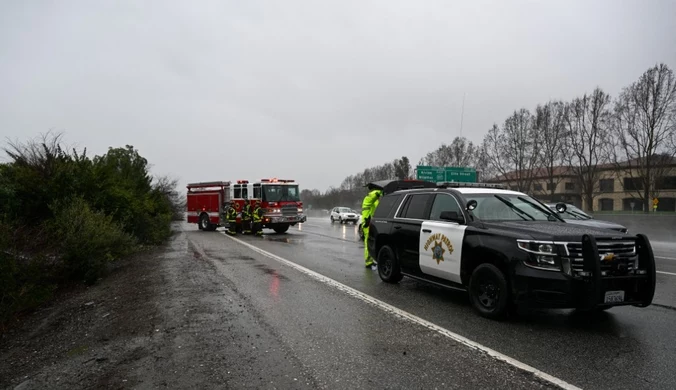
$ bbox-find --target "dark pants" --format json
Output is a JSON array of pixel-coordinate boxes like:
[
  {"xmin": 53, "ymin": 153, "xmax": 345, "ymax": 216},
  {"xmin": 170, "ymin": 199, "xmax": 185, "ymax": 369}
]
[
  {"xmin": 226, "ymin": 221, "xmax": 237, "ymax": 235},
  {"xmin": 242, "ymin": 219, "xmax": 252, "ymax": 233},
  {"xmin": 252, "ymin": 221, "xmax": 263, "ymax": 236}
]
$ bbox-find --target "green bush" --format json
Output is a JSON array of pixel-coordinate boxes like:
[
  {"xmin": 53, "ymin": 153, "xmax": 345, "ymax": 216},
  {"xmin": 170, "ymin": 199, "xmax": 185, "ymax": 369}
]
[
  {"xmin": 0, "ymin": 133, "xmax": 181, "ymax": 326},
  {"xmin": 49, "ymin": 197, "xmax": 136, "ymax": 284},
  {"xmin": 0, "ymin": 222, "xmax": 56, "ymax": 324}
]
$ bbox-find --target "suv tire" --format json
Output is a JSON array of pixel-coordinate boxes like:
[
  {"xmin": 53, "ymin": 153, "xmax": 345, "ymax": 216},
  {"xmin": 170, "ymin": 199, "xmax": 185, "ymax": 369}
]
[
  {"xmin": 468, "ymin": 263, "xmax": 509, "ymax": 320},
  {"xmin": 377, "ymin": 245, "xmax": 403, "ymax": 283}
]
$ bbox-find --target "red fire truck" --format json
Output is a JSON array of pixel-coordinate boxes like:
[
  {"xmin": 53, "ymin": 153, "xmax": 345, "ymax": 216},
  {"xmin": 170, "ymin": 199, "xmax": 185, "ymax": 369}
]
[{"xmin": 186, "ymin": 178, "xmax": 306, "ymax": 234}]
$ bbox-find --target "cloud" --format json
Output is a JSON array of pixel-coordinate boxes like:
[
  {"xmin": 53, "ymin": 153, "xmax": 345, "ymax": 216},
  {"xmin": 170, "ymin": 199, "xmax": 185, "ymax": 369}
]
[{"xmin": 1, "ymin": 0, "xmax": 675, "ymax": 191}]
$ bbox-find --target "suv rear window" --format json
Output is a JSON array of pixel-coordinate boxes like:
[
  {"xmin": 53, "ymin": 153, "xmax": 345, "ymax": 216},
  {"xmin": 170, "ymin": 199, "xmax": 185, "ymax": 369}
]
[
  {"xmin": 373, "ymin": 194, "xmax": 402, "ymax": 218},
  {"xmin": 398, "ymin": 193, "xmax": 432, "ymax": 220}
]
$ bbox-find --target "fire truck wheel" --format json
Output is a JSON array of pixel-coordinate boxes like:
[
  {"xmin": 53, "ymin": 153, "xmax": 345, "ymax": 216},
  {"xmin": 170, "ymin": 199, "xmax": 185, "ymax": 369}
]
[
  {"xmin": 199, "ymin": 214, "xmax": 211, "ymax": 231},
  {"xmin": 273, "ymin": 225, "xmax": 289, "ymax": 234}
]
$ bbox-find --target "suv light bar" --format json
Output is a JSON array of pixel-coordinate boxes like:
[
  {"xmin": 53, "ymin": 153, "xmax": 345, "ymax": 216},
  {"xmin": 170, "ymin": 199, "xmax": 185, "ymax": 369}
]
[{"xmin": 436, "ymin": 182, "xmax": 507, "ymax": 189}]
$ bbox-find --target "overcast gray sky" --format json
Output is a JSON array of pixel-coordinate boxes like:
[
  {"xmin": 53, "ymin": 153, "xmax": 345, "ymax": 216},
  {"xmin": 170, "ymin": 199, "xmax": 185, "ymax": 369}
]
[{"xmin": 2, "ymin": 0, "xmax": 675, "ymax": 192}]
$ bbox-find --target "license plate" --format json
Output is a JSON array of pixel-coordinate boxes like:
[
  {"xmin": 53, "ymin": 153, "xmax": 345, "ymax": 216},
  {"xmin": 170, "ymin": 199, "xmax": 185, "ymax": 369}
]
[{"xmin": 604, "ymin": 290, "xmax": 625, "ymax": 304}]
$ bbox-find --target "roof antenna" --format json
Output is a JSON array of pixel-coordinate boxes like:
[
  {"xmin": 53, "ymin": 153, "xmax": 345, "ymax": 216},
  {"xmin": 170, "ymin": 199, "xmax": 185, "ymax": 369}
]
[{"xmin": 460, "ymin": 92, "xmax": 466, "ymax": 137}]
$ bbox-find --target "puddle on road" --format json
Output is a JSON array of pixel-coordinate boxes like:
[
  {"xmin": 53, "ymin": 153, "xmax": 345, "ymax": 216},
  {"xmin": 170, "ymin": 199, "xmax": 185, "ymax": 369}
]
[
  {"xmin": 253, "ymin": 263, "xmax": 290, "ymax": 281},
  {"xmin": 263, "ymin": 236, "xmax": 301, "ymax": 244},
  {"xmin": 230, "ymin": 255, "xmax": 256, "ymax": 261}
]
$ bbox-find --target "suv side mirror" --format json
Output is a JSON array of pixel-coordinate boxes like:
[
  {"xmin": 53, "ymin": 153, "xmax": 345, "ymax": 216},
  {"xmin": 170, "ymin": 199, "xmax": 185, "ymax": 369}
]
[
  {"xmin": 466, "ymin": 200, "xmax": 478, "ymax": 211},
  {"xmin": 440, "ymin": 211, "xmax": 464, "ymax": 224},
  {"xmin": 555, "ymin": 203, "xmax": 567, "ymax": 213}
]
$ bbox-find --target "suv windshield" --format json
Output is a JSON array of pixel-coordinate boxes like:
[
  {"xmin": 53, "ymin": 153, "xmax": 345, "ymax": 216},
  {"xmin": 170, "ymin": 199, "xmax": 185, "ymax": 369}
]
[
  {"xmin": 338, "ymin": 207, "xmax": 352, "ymax": 213},
  {"xmin": 549, "ymin": 204, "xmax": 592, "ymax": 220},
  {"xmin": 468, "ymin": 193, "xmax": 562, "ymax": 222},
  {"xmin": 262, "ymin": 184, "xmax": 300, "ymax": 202}
]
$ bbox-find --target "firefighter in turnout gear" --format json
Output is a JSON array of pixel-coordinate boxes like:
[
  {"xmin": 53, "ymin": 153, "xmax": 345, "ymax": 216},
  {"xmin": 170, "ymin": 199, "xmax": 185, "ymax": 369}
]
[
  {"xmin": 252, "ymin": 200, "xmax": 264, "ymax": 236},
  {"xmin": 225, "ymin": 201, "xmax": 238, "ymax": 235},
  {"xmin": 361, "ymin": 184, "xmax": 383, "ymax": 268},
  {"xmin": 242, "ymin": 200, "xmax": 253, "ymax": 234}
]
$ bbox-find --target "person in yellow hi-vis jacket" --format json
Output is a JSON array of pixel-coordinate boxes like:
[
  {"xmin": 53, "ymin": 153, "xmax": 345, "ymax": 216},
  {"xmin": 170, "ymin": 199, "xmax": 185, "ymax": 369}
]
[
  {"xmin": 242, "ymin": 201, "xmax": 253, "ymax": 234},
  {"xmin": 225, "ymin": 201, "xmax": 238, "ymax": 236},
  {"xmin": 361, "ymin": 184, "xmax": 383, "ymax": 268},
  {"xmin": 252, "ymin": 200, "xmax": 264, "ymax": 236}
]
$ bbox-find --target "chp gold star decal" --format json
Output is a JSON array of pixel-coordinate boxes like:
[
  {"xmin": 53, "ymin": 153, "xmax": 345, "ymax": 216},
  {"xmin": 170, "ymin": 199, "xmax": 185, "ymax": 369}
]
[{"xmin": 432, "ymin": 241, "xmax": 445, "ymax": 264}]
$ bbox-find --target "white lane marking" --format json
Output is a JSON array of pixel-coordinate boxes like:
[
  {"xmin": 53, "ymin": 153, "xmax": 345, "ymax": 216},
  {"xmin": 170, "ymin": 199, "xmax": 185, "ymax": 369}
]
[
  {"xmin": 221, "ymin": 232, "xmax": 582, "ymax": 390},
  {"xmin": 656, "ymin": 256, "xmax": 676, "ymax": 261},
  {"xmin": 658, "ymin": 271, "xmax": 676, "ymax": 276}
]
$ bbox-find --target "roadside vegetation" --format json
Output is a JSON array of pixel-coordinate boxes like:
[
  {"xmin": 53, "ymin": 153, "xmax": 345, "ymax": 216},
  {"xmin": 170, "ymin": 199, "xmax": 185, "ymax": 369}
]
[
  {"xmin": 0, "ymin": 132, "xmax": 183, "ymax": 327},
  {"xmin": 302, "ymin": 63, "xmax": 676, "ymax": 212}
]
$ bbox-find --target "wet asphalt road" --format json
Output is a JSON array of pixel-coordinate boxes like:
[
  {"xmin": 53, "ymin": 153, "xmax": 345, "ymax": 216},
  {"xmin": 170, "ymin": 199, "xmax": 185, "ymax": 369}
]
[
  {"xmin": 186, "ymin": 225, "xmax": 558, "ymax": 389},
  {"xmin": 205, "ymin": 217, "xmax": 676, "ymax": 390}
]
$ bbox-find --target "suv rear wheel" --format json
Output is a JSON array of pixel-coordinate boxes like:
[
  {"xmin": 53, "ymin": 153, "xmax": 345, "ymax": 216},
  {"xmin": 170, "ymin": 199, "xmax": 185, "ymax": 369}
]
[
  {"xmin": 377, "ymin": 245, "xmax": 403, "ymax": 283},
  {"xmin": 468, "ymin": 263, "xmax": 509, "ymax": 320}
]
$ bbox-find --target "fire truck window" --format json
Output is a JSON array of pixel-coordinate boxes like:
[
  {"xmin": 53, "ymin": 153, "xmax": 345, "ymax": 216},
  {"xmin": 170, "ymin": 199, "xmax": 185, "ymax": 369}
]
[
  {"xmin": 254, "ymin": 187, "xmax": 262, "ymax": 198},
  {"xmin": 234, "ymin": 187, "xmax": 241, "ymax": 198},
  {"xmin": 263, "ymin": 185, "xmax": 301, "ymax": 202},
  {"xmin": 242, "ymin": 188, "xmax": 248, "ymax": 199}
]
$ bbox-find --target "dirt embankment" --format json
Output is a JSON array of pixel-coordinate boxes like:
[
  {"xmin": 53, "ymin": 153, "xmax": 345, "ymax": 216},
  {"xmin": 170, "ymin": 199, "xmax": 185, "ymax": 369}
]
[{"xmin": 0, "ymin": 228, "xmax": 310, "ymax": 390}]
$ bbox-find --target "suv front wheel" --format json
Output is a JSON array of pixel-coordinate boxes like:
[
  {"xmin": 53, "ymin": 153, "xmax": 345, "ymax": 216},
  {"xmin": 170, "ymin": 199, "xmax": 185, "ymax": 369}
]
[
  {"xmin": 377, "ymin": 245, "xmax": 403, "ymax": 283},
  {"xmin": 468, "ymin": 263, "xmax": 509, "ymax": 320}
]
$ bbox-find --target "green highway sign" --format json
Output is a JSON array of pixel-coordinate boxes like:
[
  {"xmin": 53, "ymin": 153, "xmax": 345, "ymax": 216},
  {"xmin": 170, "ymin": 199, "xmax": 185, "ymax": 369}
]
[{"xmin": 415, "ymin": 166, "xmax": 477, "ymax": 183}]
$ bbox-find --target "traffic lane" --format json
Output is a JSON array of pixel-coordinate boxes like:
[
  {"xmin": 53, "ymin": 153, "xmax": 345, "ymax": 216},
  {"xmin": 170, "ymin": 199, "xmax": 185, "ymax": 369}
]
[
  {"xmin": 651, "ymin": 241, "xmax": 676, "ymax": 274},
  {"xmin": 185, "ymin": 227, "xmax": 558, "ymax": 390},
  {"xmin": 300, "ymin": 218, "xmax": 676, "ymax": 301},
  {"xmin": 242, "ymin": 225, "xmax": 676, "ymax": 390}
]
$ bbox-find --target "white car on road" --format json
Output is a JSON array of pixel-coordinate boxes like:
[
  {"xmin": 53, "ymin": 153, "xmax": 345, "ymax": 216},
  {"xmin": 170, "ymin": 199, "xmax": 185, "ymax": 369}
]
[{"xmin": 330, "ymin": 207, "xmax": 359, "ymax": 224}]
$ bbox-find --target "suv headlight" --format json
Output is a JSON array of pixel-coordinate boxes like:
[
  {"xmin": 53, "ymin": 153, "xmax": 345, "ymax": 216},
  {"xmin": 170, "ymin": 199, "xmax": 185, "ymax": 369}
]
[{"xmin": 516, "ymin": 240, "xmax": 563, "ymax": 271}]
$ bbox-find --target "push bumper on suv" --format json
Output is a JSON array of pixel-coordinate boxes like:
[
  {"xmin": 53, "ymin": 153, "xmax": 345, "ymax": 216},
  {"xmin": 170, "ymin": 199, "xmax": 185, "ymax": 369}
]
[{"xmin": 512, "ymin": 234, "xmax": 657, "ymax": 309}]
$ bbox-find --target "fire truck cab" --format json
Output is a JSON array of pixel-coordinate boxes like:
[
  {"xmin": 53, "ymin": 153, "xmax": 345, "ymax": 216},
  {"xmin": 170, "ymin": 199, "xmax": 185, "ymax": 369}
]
[
  {"xmin": 186, "ymin": 178, "xmax": 306, "ymax": 234},
  {"xmin": 232, "ymin": 178, "xmax": 306, "ymax": 234}
]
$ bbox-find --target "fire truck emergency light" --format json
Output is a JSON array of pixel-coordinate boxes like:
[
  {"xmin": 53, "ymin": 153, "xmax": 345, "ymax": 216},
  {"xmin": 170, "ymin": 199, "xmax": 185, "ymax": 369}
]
[
  {"xmin": 236, "ymin": 180, "xmax": 249, "ymax": 184},
  {"xmin": 260, "ymin": 178, "xmax": 295, "ymax": 183}
]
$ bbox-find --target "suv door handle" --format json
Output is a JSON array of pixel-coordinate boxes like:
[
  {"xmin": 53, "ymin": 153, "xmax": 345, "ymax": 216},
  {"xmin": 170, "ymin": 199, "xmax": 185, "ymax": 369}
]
[
  {"xmin": 422, "ymin": 229, "xmax": 432, "ymax": 233},
  {"xmin": 393, "ymin": 225, "xmax": 402, "ymax": 230}
]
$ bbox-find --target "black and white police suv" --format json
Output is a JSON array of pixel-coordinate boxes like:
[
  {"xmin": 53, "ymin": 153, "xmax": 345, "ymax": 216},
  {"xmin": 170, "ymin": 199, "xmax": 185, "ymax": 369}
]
[{"xmin": 367, "ymin": 182, "xmax": 657, "ymax": 320}]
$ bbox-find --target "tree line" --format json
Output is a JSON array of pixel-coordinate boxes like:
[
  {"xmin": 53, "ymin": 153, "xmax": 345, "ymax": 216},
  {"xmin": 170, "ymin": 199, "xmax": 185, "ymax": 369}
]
[
  {"xmin": 303, "ymin": 63, "xmax": 676, "ymax": 213},
  {"xmin": 0, "ymin": 132, "xmax": 183, "ymax": 326}
]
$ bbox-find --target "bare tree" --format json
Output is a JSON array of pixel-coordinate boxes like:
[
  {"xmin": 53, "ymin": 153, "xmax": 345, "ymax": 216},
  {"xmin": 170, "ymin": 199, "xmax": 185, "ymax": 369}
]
[
  {"xmin": 393, "ymin": 156, "xmax": 411, "ymax": 179},
  {"xmin": 421, "ymin": 137, "xmax": 478, "ymax": 167},
  {"xmin": 483, "ymin": 109, "xmax": 540, "ymax": 192},
  {"xmin": 533, "ymin": 101, "xmax": 568, "ymax": 199},
  {"xmin": 612, "ymin": 63, "xmax": 676, "ymax": 212},
  {"xmin": 564, "ymin": 88, "xmax": 613, "ymax": 211},
  {"xmin": 482, "ymin": 124, "xmax": 510, "ymax": 182},
  {"xmin": 475, "ymin": 142, "xmax": 496, "ymax": 181}
]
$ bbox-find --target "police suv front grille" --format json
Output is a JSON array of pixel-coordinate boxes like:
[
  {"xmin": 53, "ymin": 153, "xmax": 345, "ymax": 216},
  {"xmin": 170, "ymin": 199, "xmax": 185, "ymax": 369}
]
[
  {"xmin": 565, "ymin": 240, "xmax": 637, "ymax": 275},
  {"xmin": 281, "ymin": 205, "xmax": 297, "ymax": 216}
]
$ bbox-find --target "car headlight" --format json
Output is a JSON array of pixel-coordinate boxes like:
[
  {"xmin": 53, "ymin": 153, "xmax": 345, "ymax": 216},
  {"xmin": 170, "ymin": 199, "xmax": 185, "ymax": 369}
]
[{"xmin": 516, "ymin": 240, "xmax": 562, "ymax": 271}]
